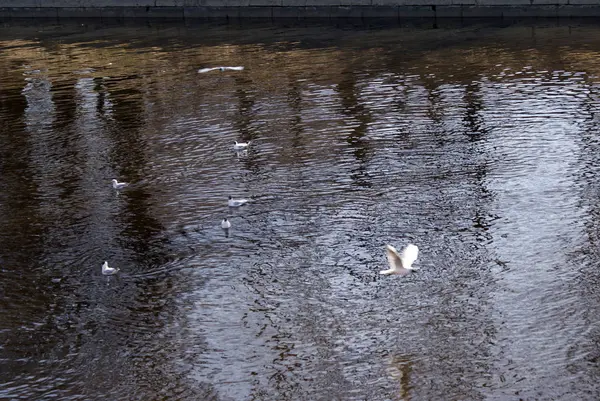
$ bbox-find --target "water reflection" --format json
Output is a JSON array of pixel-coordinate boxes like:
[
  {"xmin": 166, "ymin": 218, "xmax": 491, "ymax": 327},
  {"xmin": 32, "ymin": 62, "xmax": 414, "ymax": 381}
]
[{"xmin": 1, "ymin": 19, "xmax": 600, "ymax": 400}]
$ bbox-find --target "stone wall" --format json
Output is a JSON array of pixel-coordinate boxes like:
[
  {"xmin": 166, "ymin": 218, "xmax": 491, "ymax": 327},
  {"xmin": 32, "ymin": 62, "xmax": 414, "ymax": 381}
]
[{"xmin": 1, "ymin": 0, "xmax": 600, "ymax": 18}]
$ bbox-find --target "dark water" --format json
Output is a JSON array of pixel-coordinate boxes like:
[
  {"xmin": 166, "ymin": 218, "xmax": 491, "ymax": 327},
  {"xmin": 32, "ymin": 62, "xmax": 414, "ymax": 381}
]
[{"xmin": 2, "ymin": 18, "xmax": 600, "ymax": 400}]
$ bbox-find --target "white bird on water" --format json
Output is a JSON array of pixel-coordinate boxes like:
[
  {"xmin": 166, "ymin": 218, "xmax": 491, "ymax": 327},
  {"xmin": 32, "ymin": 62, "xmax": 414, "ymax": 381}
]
[
  {"xmin": 198, "ymin": 66, "xmax": 245, "ymax": 73},
  {"xmin": 228, "ymin": 196, "xmax": 248, "ymax": 207},
  {"xmin": 221, "ymin": 218, "xmax": 231, "ymax": 229},
  {"xmin": 380, "ymin": 244, "xmax": 419, "ymax": 276},
  {"xmin": 112, "ymin": 179, "xmax": 128, "ymax": 189},
  {"xmin": 233, "ymin": 141, "xmax": 250, "ymax": 150},
  {"xmin": 102, "ymin": 261, "xmax": 120, "ymax": 275}
]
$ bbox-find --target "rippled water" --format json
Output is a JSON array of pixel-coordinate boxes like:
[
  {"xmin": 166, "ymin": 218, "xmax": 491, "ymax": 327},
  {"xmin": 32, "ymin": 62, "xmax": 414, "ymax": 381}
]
[{"xmin": 2, "ymin": 18, "xmax": 600, "ymax": 400}]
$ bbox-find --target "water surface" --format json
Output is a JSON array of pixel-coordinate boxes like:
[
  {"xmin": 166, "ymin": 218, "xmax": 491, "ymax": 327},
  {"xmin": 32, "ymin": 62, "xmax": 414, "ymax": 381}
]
[{"xmin": 1, "ymin": 19, "xmax": 600, "ymax": 400}]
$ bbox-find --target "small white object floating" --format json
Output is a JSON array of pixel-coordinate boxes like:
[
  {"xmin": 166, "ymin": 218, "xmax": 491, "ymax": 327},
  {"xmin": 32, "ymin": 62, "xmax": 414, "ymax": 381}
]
[
  {"xmin": 111, "ymin": 179, "xmax": 128, "ymax": 189},
  {"xmin": 198, "ymin": 66, "xmax": 245, "ymax": 74},
  {"xmin": 380, "ymin": 244, "xmax": 419, "ymax": 276},
  {"xmin": 102, "ymin": 261, "xmax": 120, "ymax": 276},
  {"xmin": 221, "ymin": 218, "xmax": 231, "ymax": 229},
  {"xmin": 233, "ymin": 141, "xmax": 250, "ymax": 150},
  {"xmin": 228, "ymin": 196, "xmax": 248, "ymax": 207}
]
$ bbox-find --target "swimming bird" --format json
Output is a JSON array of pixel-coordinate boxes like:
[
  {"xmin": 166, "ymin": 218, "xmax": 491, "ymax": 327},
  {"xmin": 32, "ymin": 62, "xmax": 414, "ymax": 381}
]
[
  {"xmin": 380, "ymin": 244, "xmax": 419, "ymax": 276},
  {"xmin": 233, "ymin": 141, "xmax": 250, "ymax": 150},
  {"xmin": 112, "ymin": 179, "xmax": 128, "ymax": 189},
  {"xmin": 198, "ymin": 66, "xmax": 245, "ymax": 73},
  {"xmin": 221, "ymin": 218, "xmax": 231, "ymax": 229},
  {"xmin": 102, "ymin": 261, "xmax": 120, "ymax": 275},
  {"xmin": 228, "ymin": 196, "xmax": 248, "ymax": 207}
]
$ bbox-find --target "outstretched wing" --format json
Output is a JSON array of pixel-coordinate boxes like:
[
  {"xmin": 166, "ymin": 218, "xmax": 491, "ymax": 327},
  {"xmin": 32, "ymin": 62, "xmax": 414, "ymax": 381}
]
[
  {"xmin": 400, "ymin": 244, "xmax": 419, "ymax": 269},
  {"xmin": 385, "ymin": 245, "xmax": 402, "ymax": 271},
  {"xmin": 198, "ymin": 67, "xmax": 219, "ymax": 73}
]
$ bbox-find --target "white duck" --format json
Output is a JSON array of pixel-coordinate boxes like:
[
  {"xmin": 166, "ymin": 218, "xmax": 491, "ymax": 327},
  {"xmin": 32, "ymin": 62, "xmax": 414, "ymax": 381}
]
[
  {"xmin": 111, "ymin": 179, "xmax": 128, "ymax": 189},
  {"xmin": 102, "ymin": 261, "xmax": 120, "ymax": 275},
  {"xmin": 380, "ymin": 244, "xmax": 419, "ymax": 276},
  {"xmin": 228, "ymin": 196, "xmax": 248, "ymax": 207},
  {"xmin": 221, "ymin": 218, "xmax": 231, "ymax": 229},
  {"xmin": 233, "ymin": 141, "xmax": 250, "ymax": 150}
]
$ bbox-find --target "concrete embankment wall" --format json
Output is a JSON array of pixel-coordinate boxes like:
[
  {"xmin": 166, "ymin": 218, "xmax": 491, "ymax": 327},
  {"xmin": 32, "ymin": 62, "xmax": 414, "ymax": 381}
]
[{"xmin": 1, "ymin": 0, "xmax": 600, "ymax": 19}]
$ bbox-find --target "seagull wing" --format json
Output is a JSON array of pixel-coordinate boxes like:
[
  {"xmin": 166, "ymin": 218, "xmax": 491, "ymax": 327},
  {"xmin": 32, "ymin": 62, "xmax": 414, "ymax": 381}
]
[
  {"xmin": 400, "ymin": 244, "xmax": 419, "ymax": 269},
  {"xmin": 198, "ymin": 67, "xmax": 219, "ymax": 73}
]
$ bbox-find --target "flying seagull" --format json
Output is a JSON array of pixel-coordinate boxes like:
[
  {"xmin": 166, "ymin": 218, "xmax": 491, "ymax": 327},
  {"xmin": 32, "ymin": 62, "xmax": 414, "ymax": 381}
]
[
  {"xmin": 380, "ymin": 244, "xmax": 419, "ymax": 276},
  {"xmin": 228, "ymin": 196, "xmax": 248, "ymax": 207},
  {"xmin": 198, "ymin": 66, "xmax": 245, "ymax": 73}
]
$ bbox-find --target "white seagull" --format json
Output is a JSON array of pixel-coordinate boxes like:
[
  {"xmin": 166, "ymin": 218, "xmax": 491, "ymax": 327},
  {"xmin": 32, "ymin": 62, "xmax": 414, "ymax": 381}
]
[
  {"xmin": 112, "ymin": 179, "xmax": 128, "ymax": 189},
  {"xmin": 102, "ymin": 261, "xmax": 120, "ymax": 275},
  {"xmin": 380, "ymin": 244, "xmax": 419, "ymax": 276},
  {"xmin": 228, "ymin": 196, "xmax": 248, "ymax": 207},
  {"xmin": 221, "ymin": 218, "xmax": 231, "ymax": 229},
  {"xmin": 233, "ymin": 141, "xmax": 250, "ymax": 150},
  {"xmin": 198, "ymin": 66, "xmax": 245, "ymax": 73}
]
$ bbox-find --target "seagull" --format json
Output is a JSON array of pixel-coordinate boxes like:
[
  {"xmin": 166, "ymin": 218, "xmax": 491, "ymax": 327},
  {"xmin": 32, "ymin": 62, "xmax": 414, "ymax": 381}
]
[
  {"xmin": 380, "ymin": 244, "xmax": 419, "ymax": 276},
  {"xmin": 233, "ymin": 141, "xmax": 250, "ymax": 150},
  {"xmin": 198, "ymin": 66, "xmax": 245, "ymax": 73},
  {"xmin": 221, "ymin": 218, "xmax": 231, "ymax": 229},
  {"xmin": 112, "ymin": 179, "xmax": 128, "ymax": 189},
  {"xmin": 102, "ymin": 261, "xmax": 120, "ymax": 275},
  {"xmin": 228, "ymin": 196, "xmax": 248, "ymax": 207}
]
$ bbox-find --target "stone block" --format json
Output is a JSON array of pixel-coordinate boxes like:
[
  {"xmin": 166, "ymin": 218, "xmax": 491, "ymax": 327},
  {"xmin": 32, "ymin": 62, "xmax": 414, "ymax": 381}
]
[
  {"xmin": 559, "ymin": 4, "xmax": 600, "ymax": 15},
  {"xmin": 460, "ymin": 5, "xmax": 503, "ymax": 16},
  {"xmin": 77, "ymin": 0, "xmax": 155, "ymax": 5},
  {"xmin": 452, "ymin": 0, "xmax": 476, "ymax": 5},
  {"xmin": 241, "ymin": 5, "xmax": 274, "ymax": 16},
  {"xmin": 272, "ymin": 5, "xmax": 302, "ymax": 16},
  {"xmin": 329, "ymin": 5, "xmax": 364, "ymax": 15},
  {"xmin": 200, "ymin": 0, "xmax": 249, "ymax": 5},
  {"xmin": 502, "ymin": 6, "xmax": 556, "ymax": 18},
  {"xmin": 301, "ymin": 5, "xmax": 330, "ymax": 16},
  {"xmin": 340, "ymin": 0, "xmax": 371, "ymax": 5},
  {"xmin": 14, "ymin": 7, "xmax": 58, "ymax": 17},
  {"xmin": 435, "ymin": 5, "xmax": 462, "ymax": 15},
  {"xmin": 122, "ymin": 7, "xmax": 148, "ymax": 17},
  {"xmin": 362, "ymin": 5, "xmax": 398, "ymax": 16},
  {"xmin": 0, "ymin": 0, "xmax": 36, "ymax": 6},
  {"xmin": 372, "ymin": 0, "xmax": 400, "ymax": 4},
  {"xmin": 406, "ymin": 0, "xmax": 451, "ymax": 5},
  {"xmin": 305, "ymin": 0, "xmax": 340, "ymax": 5},
  {"xmin": 155, "ymin": 0, "xmax": 183, "ymax": 5},
  {"xmin": 58, "ymin": 7, "xmax": 103, "ymax": 17},
  {"xmin": 250, "ymin": 0, "xmax": 281, "ymax": 5},
  {"xmin": 281, "ymin": 0, "xmax": 305, "ymax": 4},
  {"xmin": 147, "ymin": 6, "xmax": 185, "ymax": 18},
  {"xmin": 532, "ymin": 0, "xmax": 566, "ymax": 4},
  {"xmin": 397, "ymin": 5, "xmax": 434, "ymax": 16},
  {"xmin": 477, "ymin": 0, "xmax": 530, "ymax": 4},
  {"xmin": 203, "ymin": 6, "xmax": 239, "ymax": 17},
  {"xmin": 100, "ymin": 7, "xmax": 124, "ymax": 18},
  {"xmin": 183, "ymin": 6, "xmax": 210, "ymax": 17}
]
